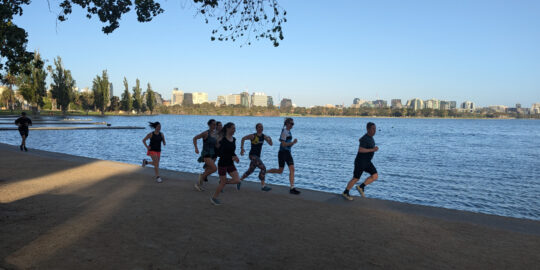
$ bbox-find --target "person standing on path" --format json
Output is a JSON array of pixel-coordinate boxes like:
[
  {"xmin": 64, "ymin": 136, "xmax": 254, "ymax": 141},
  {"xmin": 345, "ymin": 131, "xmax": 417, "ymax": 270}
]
[
  {"xmin": 267, "ymin": 118, "xmax": 300, "ymax": 195},
  {"xmin": 14, "ymin": 112, "xmax": 32, "ymax": 151},
  {"xmin": 342, "ymin": 122, "xmax": 379, "ymax": 200},
  {"xmin": 211, "ymin": 122, "xmax": 241, "ymax": 205},
  {"xmin": 193, "ymin": 119, "xmax": 218, "ymax": 191},
  {"xmin": 142, "ymin": 122, "xmax": 166, "ymax": 183},
  {"xmin": 237, "ymin": 123, "xmax": 273, "ymax": 192}
]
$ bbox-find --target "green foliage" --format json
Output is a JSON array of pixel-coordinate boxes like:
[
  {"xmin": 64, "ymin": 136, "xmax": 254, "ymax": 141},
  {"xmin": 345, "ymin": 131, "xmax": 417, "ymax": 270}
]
[
  {"xmin": 132, "ymin": 78, "xmax": 142, "ymax": 113},
  {"xmin": 49, "ymin": 57, "xmax": 75, "ymax": 114},
  {"xmin": 0, "ymin": 0, "xmax": 33, "ymax": 82},
  {"xmin": 57, "ymin": 0, "xmax": 286, "ymax": 47},
  {"xmin": 109, "ymin": 96, "xmax": 120, "ymax": 111},
  {"xmin": 92, "ymin": 70, "xmax": 110, "ymax": 115},
  {"xmin": 16, "ymin": 51, "xmax": 47, "ymax": 113},
  {"xmin": 1, "ymin": 87, "xmax": 15, "ymax": 111},
  {"xmin": 79, "ymin": 92, "xmax": 93, "ymax": 114},
  {"xmin": 120, "ymin": 77, "xmax": 132, "ymax": 112},
  {"xmin": 146, "ymin": 83, "xmax": 155, "ymax": 114}
]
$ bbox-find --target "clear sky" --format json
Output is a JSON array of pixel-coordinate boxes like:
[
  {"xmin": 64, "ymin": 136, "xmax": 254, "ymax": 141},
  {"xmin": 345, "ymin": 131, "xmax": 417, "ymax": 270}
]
[{"xmin": 13, "ymin": 0, "xmax": 540, "ymax": 107}]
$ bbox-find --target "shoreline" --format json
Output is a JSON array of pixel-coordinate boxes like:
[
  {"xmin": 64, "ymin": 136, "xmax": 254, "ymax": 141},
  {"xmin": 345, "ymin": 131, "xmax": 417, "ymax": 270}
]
[
  {"xmin": 1, "ymin": 142, "xmax": 540, "ymax": 269},
  {"xmin": 1, "ymin": 142, "xmax": 539, "ymax": 233},
  {"xmin": 1, "ymin": 110, "xmax": 538, "ymax": 120}
]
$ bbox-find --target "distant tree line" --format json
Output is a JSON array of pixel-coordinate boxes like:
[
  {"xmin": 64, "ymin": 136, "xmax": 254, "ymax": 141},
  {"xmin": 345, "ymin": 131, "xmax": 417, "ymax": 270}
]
[{"xmin": 0, "ymin": 52, "xmax": 157, "ymax": 115}]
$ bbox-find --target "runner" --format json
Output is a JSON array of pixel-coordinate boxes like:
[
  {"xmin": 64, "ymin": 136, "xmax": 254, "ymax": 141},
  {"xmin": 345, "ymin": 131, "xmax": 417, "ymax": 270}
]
[
  {"xmin": 193, "ymin": 119, "xmax": 218, "ymax": 191},
  {"xmin": 14, "ymin": 112, "xmax": 32, "ymax": 151},
  {"xmin": 267, "ymin": 118, "xmax": 300, "ymax": 195},
  {"xmin": 142, "ymin": 121, "xmax": 166, "ymax": 183},
  {"xmin": 238, "ymin": 123, "xmax": 273, "ymax": 191},
  {"xmin": 211, "ymin": 122, "xmax": 241, "ymax": 205},
  {"xmin": 342, "ymin": 122, "xmax": 379, "ymax": 200},
  {"xmin": 203, "ymin": 121, "xmax": 222, "ymax": 182}
]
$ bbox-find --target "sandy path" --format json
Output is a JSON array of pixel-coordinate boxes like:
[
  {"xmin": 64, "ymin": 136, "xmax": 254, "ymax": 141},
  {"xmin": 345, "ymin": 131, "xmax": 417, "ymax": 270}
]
[{"xmin": 1, "ymin": 143, "xmax": 539, "ymax": 269}]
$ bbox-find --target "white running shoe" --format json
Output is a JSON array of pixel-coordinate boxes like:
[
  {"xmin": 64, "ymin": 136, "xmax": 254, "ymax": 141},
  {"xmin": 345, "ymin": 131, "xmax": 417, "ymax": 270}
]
[
  {"xmin": 194, "ymin": 183, "xmax": 205, "ymax": 191},
  {"xmin": 156, "ymin": 177, "xmax": 162, "ymax": 183}
]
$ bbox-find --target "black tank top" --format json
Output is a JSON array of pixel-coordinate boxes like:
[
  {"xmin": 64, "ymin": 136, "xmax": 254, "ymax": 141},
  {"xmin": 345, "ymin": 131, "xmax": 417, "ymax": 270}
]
[
  {"xmin": 149, "ymin": 132, "xmax": 163, "ymax": 152},
  {"xmin": 249, "ymin": 133, "xmax": 265, "ymax": 157}
]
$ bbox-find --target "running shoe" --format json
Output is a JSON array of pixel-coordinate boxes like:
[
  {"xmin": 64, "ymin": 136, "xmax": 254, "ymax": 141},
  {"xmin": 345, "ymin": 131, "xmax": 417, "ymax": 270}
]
[
  {"xmin": 194, "ymin": 183, "xmax": 205, "ymax": 191},
  {"xmin": 261, "ymin": 186, "xmax": 272, "ymax": 192},
  {"xmin": 23, "ymin": 146, "xmax": 28, "ymax": 152},
  {"xmin": 342, "ymin": 192, "xmax": 353, "ymax": 201},
  {"xmin": 356, "ymin": 185, "xmax": 365, "ymax": 197},
  {"xmin": 236, "ymin": 181, "xmax": 242, "ymax": 191},
  {"xmin": 142, "ymin": 159, "xmax": 147, "ymax": 167},
  {"xmin": 210, "ymin": 197, "xmax": 221, "ymax": 205},
  {"xmin": 156, "ymin": 177, "xmax": 163, "ymax": 183},
  {"xmin": 289, "ymin": 188, "xmax": 301, "ymax": 195}
]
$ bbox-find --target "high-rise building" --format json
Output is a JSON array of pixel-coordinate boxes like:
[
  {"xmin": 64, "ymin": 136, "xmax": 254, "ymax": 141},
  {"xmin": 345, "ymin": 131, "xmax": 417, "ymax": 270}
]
[
  {"xmin": 280, "ymin": 98, "xmax": 292, "ymax": 108},
  {"xmin": 440, "ymin": 101, "xmax": 451, "ymax": 110},
  {"xmin": 450, "ymin": 101, "xmax": 457, "ymax": 109},
  {"xmin": 407, "ymin": 98, "xmax": 424, "ymax": 110},
  {"xmin": 391, "ymin": 99, "xmax": 402, "ymax": 109},
  {"xmin": 183, "ymin": 93, "xmax": 193, "ymax": 106},
  {"xmin": 172, "ymin": 88, "xmax": 184, "ymax": 105},
  {"xmin": 461, "ymin": 101, "xmax": 475, "ymax": 112},
  {"xmin": 251, "ymin": 92, "xmax": 268, "ymax": 107},
  {"xmin": 531, "ymin": 103, "xmax": 540, "ymax": 114},
  {"xmin": 425, "ymin": 99, "xmax": 440, "ymax": 110},
  {"xmin": 226, "ymin": 94, "xmax": 241, "ymax": 105},
  {"xmin": 516, "ymin": 103, "xmax": 522, "ymax": 109},
  {"xmin": 267, "ymin": 96, "xmax": 274, "ymax": 107},
  {"xmin": 217, "ymin": 96, "xmax": 226, "ymax": 106},
  {"xmin": 373, "ymin": 100, "xmax": 388, "ymax": 108},
  {"xmin": 241, "ymin": 92, "xmax": 250, "ymax": 107},
  {"xmin": 192, "ymin": 92, "xmax": 208, "ymax": 104},
  {"xmin": 109, "ymin": 83, "xmax": 114, "ymax": 97},
  {"xmin": 353, "ymin": 98, "xmax": 361, "ymax": 105}
]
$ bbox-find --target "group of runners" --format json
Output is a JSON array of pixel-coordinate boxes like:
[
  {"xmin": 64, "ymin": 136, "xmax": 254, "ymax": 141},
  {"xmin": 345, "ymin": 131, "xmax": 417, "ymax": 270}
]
[
  {"xmin": 12, "ymin": 112, "xmax": 379, "ymax": 206},
  {"xmin": 140, "ymin": 116, "xmax": 380, "ymax": 205}
]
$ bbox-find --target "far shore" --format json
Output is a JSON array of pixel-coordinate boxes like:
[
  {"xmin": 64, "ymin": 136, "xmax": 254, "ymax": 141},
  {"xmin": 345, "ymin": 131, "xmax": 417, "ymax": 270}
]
[
  {"xmin": 1, "ymin": 142, "xmax": 539, "ymax": 269},
  {"xmin": 1, "ymin": 109, "xmax": 538, "ymax": 120}
]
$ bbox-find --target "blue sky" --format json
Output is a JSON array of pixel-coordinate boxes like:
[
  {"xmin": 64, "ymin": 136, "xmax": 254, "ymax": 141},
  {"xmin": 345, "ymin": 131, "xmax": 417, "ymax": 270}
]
[{"xmin": 14, "ymin": 0, "xmax": 540, "ymax": 107}]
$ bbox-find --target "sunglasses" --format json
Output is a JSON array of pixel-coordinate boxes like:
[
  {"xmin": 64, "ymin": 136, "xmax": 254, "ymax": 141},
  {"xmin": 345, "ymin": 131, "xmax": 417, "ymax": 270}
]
[{"xmin": 289, "ymin": 122, "xmax": 295, "ymax": 126}]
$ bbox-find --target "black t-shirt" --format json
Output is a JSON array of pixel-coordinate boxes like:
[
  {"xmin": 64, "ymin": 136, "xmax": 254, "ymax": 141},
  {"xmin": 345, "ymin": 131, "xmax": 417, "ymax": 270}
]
[
  {"xmin": 218, "ymin": 137, "xmax": 237, "ymax": 166},
  {"xmin": 356, "ymin": 133, "xmax": 375, "ymax": 161},
  {"xmin": 149, "ymin": 132, "xmax": 163, "ymax": 152},
  {"xmin": 15, "ymin": 116, "xmax": 32, "ymax": 130},
  {"xmin": 248, "ymin": 133, "xmax": 265, "ymax": 157}
]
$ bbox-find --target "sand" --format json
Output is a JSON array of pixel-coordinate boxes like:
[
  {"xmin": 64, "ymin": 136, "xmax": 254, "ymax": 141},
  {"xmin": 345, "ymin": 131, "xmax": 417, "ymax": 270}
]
[{"xmin": 1, "ymin": 143, "xmax": 539, "ymax": 269}]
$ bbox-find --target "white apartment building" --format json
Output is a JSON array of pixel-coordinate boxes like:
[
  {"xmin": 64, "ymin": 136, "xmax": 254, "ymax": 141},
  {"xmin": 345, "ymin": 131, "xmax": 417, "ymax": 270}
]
[
  {"xmin": 251, "ymin": 92, "xmax": 268, "ymax": 107},
  {"xmin": 172, "ymin": 89, "xmax": 184, "ymax": 105},
  {"xmin": 192, "ymin": 92, "xmax": 208, "ymax": 104}
]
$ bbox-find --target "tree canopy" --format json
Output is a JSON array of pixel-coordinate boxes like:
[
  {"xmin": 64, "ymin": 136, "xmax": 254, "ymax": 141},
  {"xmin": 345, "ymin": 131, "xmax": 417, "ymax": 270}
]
[{"xmin": 1, "ymin": 1, "xmax": 287, "ymax": 80}]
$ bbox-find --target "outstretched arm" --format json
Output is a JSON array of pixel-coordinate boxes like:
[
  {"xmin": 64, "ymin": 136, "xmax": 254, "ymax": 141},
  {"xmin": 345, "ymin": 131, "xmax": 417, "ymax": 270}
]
[
  {"xmin": 142, "ymin": 133, "xmax": 152, "ymax": 150},
  {"xmin": 193, "ymin": 131, "xmax": 208, "ymax": 154},
  {"xmin": 240, "ymin": 134, "xmax": 254, "ymax": 155}
]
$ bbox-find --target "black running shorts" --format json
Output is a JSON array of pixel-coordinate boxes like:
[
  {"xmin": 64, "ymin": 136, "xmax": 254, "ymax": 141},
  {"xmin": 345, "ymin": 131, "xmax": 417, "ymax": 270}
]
[
  {"xmin": 278, "ymin": 150, "xmax": 294, "ymax": 168},
  {"xmin": 353, "ymin": 160, "xmax": 377, "ymax": 179}
]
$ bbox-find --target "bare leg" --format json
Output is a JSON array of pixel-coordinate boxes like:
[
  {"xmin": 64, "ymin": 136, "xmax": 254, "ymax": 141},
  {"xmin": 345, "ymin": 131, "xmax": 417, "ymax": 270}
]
[
  {"xmin": 149, "ymin": 155, "xmax": 160, "ymax": 177},
  {"xmin": 288, "ymin": 164, "xmax": 295, "ymax": 187},
  {"xmin": 346, "ymin": 177, "xmax": 360, "ymax": 190},
  {"xmin": 267, "ymin": 167, "xmax": 284, "ymax": 174},
  {"xmin": 202, "ymin": 158, "xmax": 217, "ymax": 178},
  {"xmin": 213, "ymin": 174, "xmax": 228, "ymax": 198},
  {"xmin": 363, "ymin": 173, "xmax": 378, "ymax": 186}
]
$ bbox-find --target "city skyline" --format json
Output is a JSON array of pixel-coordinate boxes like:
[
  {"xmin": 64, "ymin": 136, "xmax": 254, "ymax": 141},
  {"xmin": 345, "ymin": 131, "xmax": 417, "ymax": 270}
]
[{"xmin": 12, "ymin": 1, "xmax": 540, "ymax": 108}]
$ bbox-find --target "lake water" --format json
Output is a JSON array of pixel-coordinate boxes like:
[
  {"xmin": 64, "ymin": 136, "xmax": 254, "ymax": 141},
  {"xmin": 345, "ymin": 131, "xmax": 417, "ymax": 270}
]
[{"xmin": 1, "ymin": 115, "xmax": 539, "ymax": 220}]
